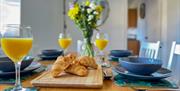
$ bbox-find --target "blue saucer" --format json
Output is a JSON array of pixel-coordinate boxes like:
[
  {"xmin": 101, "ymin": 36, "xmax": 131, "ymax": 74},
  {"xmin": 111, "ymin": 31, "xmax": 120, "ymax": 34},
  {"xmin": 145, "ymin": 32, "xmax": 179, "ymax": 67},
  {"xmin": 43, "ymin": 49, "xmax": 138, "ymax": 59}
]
[{"xmin": 113, "ymin": 66, "xmax": 172, "ymax": 80}]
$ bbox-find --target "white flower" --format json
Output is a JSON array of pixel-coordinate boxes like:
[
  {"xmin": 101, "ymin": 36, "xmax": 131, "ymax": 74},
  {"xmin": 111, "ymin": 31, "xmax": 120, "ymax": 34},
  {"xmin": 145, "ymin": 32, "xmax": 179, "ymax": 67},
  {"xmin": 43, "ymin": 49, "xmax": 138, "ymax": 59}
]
[
  {"xmin": 89, "ymin": 3, "xmax": 96, "ymax": 9},
  {"xmin": 88, "ymin": 22, "xmax": 92, "ymax": 25},
  {"xmin": 93, "ymin": 11, "xmax": 99, "ymax": 15},
  {"xmin": 88, "ymin": 15, "xmax": 94, "ymax": 21},
  {"xmin": 82, "ymin": 8, "xmax": 85, "ymax": 12},
  {"xmin": 87, "ymin": 8, "xmax": 93, "ymax": 14}
]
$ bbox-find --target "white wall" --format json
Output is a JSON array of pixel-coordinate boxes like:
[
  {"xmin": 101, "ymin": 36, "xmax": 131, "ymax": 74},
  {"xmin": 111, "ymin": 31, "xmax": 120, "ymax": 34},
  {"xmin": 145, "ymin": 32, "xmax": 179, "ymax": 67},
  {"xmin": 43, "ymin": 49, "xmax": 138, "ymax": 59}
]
[
  {"xmin": 166, "ymin": 0, "xmax": 180, "ymax": 84},
  {"xmin": 21, "ymin": 0, "xmax": 127, "ymax": 55},
  {"xmin": 21, "ymin": 0, "xmax": 64, "ymax": 55},
  {"xmin": 128, "ymin": 0, "xmax": 141, "ymax": 9},
  {"xmin": 161, "ymin": 0, "xmax": 180, "ymax": 65},
  {"xmin": 161, "ymin": 0, "xmax": 180, "ymax": 84},
  {"xmin": 99, "ymin": 0, "xmax": 127, "ymax": 50},
  {"xmin": 145, "ymin": 0, "xmax": 161, "ymax": 42}
]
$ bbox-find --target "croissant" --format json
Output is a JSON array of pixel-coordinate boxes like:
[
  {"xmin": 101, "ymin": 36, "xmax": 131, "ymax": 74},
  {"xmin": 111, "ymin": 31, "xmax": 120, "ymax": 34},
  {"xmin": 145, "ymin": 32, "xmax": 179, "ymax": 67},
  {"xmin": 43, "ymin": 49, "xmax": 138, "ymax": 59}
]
[
  {"xmin": 78, "ymin": 56, "xmax": 98, "ymax": 69},
  {"xmin": 51, "ymin": 56, "xmax": 73, "ymax": 78},
  {"xmin": 66, "ymin": 53, "xmax": 77, "ymax": 61},
  {"xmin": 65, "ymin": 60, "xmax": 88, "ymax": 76}
]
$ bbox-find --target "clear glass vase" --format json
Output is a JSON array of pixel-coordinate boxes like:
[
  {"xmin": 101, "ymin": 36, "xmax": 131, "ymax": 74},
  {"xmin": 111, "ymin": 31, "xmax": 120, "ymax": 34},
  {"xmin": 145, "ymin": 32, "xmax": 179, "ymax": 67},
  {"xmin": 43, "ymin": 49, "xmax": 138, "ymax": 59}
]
[{"xmin": 81, "ymin": 38, "xmax": 94, "ymax": 57}]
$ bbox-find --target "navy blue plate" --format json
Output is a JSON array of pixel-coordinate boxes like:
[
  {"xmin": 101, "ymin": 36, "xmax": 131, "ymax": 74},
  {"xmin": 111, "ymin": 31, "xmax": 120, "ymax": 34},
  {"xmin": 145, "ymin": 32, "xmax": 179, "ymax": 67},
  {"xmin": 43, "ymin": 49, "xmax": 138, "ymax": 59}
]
[
  {"xmin": 0, "ymin": 56, "xmax": 34, "ymax": 72},
  {"xmin": 38, "ymin": 54, "xmax": 58, "ymax": 60},
  {"xmin": 42, "ymin": 49, "xmax": 63, "ymax": 56},
  {"xmin": 0, "ymin": 62, "xmax": 41, "ymax": 78},
  {"xmin": 114, "ymin": 66, "xmax": 172, "ymax": 80},
  {"xmin": 110, "ymin": 50, "xmax": 132, "ymax": 57}
]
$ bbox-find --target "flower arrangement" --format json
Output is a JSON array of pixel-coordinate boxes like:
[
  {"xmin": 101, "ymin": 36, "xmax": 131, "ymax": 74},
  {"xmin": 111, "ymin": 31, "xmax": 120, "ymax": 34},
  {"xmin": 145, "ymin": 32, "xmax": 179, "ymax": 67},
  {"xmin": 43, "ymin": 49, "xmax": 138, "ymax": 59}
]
[{"xmin": 68, "ymin": 0, "xmax": 104, "ymax": 57}]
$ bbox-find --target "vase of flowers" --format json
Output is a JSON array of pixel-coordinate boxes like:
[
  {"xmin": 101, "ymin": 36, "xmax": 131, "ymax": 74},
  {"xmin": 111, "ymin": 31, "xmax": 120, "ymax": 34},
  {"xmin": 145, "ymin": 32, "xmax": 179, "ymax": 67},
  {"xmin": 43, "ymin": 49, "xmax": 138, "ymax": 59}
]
[{"xmin": 68, "ymin": 0, "xmax": 104, "ymax": 57}]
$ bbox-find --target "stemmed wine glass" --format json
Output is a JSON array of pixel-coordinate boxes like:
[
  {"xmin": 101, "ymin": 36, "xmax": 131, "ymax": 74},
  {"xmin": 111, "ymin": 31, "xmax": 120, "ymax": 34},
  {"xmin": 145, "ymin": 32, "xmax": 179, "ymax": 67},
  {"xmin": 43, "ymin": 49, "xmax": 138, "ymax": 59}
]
[
  {"xmin": 1, "ymin": 24, "xmax": 33, "ymax": 91},
  {"xmin": 95, "ymin": 32, "xmax": 109, "ymax": 67},
  {"xmin": 58, "ymin": 33, "xmax": 72, "ymax": 55}
]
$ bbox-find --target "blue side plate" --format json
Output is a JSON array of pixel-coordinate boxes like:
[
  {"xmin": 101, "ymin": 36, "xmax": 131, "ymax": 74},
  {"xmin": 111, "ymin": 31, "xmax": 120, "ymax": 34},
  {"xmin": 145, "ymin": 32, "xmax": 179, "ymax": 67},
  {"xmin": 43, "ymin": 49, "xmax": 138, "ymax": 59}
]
[
  {"xmin": 38, "ymin": 54, "xmax": 58, "ymax": 60},
  {"xmin": 113, "ymin": 66, "xmax": 172, "ymax": 81}
]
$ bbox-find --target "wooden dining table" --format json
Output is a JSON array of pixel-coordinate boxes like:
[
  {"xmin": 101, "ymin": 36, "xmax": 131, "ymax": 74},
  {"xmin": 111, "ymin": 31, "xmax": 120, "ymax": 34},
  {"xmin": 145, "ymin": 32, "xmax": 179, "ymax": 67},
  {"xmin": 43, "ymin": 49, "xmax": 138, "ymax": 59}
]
[{"xmin": 0, "ymin": 60, "xmax": 178, "ymax": 91}]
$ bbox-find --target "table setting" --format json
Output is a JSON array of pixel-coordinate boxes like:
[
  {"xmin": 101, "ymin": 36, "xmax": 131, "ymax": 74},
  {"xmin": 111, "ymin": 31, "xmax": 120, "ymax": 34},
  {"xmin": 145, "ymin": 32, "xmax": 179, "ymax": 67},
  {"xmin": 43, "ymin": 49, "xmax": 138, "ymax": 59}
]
[
  {"xmin": 0, "ymin": 0, "xmax": 179, "ymax": 91},
  {"xmin": 112, "ymin": 57, "xmax": 178, "ymax": 91}
]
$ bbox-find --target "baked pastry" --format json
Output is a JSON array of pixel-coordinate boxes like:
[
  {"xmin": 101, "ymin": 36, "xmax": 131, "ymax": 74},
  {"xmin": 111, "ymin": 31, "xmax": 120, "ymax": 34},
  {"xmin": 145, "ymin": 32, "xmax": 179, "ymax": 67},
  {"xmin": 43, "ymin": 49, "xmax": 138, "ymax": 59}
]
[
  {"xmin": 66, "ymin": 53, "xmax": 77, "ymax": 61},
  {"xmin": 51, "ymin": 56, "xmax": 73, "ymax": 78},
  {"xmin": 51, "ymin": 53, "xmax": 97, "ymax": 77},
  {"xmin": 78, "ymin": 56, "xmax": 98, "ymax": 69},
  {"xmin": 65, "ymin": 60, "xmax": 88, "ymax": 76}
]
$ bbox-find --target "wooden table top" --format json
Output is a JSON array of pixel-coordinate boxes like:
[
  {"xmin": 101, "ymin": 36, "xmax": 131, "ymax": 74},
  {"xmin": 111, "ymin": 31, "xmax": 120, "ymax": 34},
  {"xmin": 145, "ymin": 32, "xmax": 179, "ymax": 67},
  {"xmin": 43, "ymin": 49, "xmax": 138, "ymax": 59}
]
[{"xmin": 0, "ymin": 61, "xmax": 176, "ymax": 91}]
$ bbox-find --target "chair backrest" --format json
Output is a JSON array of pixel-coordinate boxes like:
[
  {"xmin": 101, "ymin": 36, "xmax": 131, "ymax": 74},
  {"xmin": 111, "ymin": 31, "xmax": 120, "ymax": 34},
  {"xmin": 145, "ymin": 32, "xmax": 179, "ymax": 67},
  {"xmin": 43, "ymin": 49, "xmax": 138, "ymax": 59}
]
[
  {"xmin": 139, "ymin": 41, "xmax": 160, "ymax": 59},
  {"xmin": 167, "ymin": 41, "xmax": 180, "ymax": 70}
]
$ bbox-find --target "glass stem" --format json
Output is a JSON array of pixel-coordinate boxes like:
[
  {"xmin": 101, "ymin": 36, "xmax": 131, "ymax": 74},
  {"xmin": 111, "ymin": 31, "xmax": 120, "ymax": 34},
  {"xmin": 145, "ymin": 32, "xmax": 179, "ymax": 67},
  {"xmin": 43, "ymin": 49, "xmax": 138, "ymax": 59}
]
[
  {"xmin": 99, "ymin": 50, "xmax": 110, "ymax": 67},
  {"xmin": 100, "ymin": 50, "xmax": 105, "ymax": 62},
  {"xmin": 14, "ymin": 62, "xmax": 22, "ymax": 90},
  {"xmin": 63, "ymin": 49, "xmax": 67, "ymax": 56}
]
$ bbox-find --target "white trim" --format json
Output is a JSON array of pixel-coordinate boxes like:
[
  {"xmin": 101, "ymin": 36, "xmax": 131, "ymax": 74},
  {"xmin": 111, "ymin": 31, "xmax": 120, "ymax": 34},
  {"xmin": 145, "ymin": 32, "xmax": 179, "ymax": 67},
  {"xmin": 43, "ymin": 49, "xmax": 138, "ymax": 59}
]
[
  {"xmin": 160, "ymin": 0, "xmax": 168, "ymax": 66},
  {"xmin": 123, "ymin": 0, "xmax": 128, "ymax": 49}
]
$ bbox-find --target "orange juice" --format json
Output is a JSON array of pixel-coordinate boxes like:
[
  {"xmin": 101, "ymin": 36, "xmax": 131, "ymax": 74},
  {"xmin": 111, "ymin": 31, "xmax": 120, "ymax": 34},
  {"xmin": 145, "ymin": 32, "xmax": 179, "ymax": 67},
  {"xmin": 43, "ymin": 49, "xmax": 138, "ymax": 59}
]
[
  {"xmin": 95, "ymin": 39, "xmax": 108, "ymax": 50},
  {"xmin": 58, "ymin": 38, "xmax": 72, "ymax": 49},
  {"xmin": 1, "ymin": 38, "xmax": 33, "ymax": 63}
]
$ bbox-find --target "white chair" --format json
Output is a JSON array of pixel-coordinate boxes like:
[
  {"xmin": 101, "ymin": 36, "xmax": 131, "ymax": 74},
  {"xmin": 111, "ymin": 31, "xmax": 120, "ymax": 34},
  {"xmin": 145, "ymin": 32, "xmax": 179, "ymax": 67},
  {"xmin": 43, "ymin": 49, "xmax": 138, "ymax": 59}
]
[
  {"xmin": 139, "ymin": 41, "xmax": 160, "ymax": 59},
  {"xmin": 167, "ymin": 41, "xmax": 180, "ymax": 70},
  {"xmin": 167, "ymin": 41, "xmax": 180, "ymax": 87}
]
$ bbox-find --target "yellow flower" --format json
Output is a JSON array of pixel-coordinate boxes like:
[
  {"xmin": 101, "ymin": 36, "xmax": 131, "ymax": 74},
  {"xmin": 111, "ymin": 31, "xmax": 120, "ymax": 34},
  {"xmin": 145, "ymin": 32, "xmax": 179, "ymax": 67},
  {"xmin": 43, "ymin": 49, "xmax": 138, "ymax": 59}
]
[
  {"xmin": 85, "ymin": 0, "xmax": 90, "ymax": 6},
  {"xmin": 96, "ymin": 5, "xmax": 103, "ymax": 13},
  {"xmin": 68, "ymin": 4, "xmax": 79, "ymax": 20},
  {"xmin": 96, "ymin": 14, "xmax": 101, "ymax": 20}
]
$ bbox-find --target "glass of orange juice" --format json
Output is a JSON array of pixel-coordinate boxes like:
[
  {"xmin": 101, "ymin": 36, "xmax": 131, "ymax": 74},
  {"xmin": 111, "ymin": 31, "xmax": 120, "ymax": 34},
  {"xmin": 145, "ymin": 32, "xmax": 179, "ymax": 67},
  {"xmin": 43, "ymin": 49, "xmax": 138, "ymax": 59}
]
[
  {"xmin": 58, "ymin": 33, "xmax": 72, "ymax": 55},
  {"xmin": 1, "ymin": 24, "xmax": 33, "ymax": 91},
  {"xmin": 95, "ymin": 32, "xmax": 109, "ymax": 67}
]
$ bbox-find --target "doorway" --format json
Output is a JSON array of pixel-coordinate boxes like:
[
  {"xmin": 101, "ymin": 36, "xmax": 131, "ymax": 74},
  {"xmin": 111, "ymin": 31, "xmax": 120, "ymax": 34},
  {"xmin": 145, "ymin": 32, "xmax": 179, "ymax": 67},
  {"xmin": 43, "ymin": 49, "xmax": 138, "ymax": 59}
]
[{"xmin": 127, "ymin": 0, "xmax": 162, "ymax": 56}]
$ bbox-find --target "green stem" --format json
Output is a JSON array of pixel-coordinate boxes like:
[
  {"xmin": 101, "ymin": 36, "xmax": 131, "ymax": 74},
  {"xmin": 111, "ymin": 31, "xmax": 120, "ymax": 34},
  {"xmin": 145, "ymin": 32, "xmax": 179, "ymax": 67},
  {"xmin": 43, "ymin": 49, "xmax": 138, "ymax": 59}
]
[{"xmin": 81, "ymin": 38, "xmax": 94, "ymax": 57}]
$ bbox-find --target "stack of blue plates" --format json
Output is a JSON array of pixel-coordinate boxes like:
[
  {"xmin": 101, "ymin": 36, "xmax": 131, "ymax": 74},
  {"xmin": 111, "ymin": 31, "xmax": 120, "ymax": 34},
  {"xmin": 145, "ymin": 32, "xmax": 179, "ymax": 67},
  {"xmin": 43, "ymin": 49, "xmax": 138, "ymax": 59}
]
[
  {"xmin": 38, "ymin": 49, "xmax": 63, "ymax": 60},
  {"xmin": 0, "ymin": 57, "xmax": 42, "ymax": 78},
  {"xmin": 113, "ymin": 57, "xmax": 172, "ymax": 80},
  {"xmin": 109, "ymin": 50, "xmax": 132, "ymax": 61}
]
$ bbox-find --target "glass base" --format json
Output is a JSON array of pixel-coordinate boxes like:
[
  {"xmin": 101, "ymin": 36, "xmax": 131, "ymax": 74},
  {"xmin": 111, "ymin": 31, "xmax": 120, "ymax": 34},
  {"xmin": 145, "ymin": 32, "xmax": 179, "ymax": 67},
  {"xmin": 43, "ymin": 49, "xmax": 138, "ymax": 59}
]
[
  {"xmin": 96, "ymin": 53, "xmax": 111, "ymax": 68},
  {"xmin": 101, "ymin": 62, "xmax": 111, "ymax": 68},
  {"xmin": 4, "ymin": 87, "xmax": 38, "ymax": 91}
]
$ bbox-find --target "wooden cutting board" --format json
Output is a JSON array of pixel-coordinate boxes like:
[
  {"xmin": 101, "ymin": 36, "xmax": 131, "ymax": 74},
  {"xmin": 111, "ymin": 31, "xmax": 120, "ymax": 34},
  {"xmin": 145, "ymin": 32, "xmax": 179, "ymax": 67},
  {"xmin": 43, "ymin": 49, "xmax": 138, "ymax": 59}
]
[{"xmin": 31, "ymin": 65, "xmax": 103, "ymax": 88}]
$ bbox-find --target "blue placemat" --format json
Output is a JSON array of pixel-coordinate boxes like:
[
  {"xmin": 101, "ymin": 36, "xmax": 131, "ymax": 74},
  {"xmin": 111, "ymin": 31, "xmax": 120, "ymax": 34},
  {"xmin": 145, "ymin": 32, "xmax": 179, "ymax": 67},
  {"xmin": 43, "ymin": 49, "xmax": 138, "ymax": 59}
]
[
  {"xmin": 114, "ymin": 74, "xmax": 178, "ymax": 89},
  {"xmin": 0, "ymin": 66, "xmax": 45, "ymax": 85},
  {"xmin": 4, "ymin": 87, "xmax": 38, "ymax": 91}
]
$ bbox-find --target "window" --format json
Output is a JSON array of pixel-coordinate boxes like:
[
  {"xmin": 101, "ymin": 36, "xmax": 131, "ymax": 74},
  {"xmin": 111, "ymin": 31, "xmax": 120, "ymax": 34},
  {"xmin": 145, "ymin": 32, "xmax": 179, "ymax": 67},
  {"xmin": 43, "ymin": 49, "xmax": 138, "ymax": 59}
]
[
  {"xmin": 0, "ymin": 0, "xmax": 20, "ymax": 56},
  {"xmin": 0, "ymin": 0, "xmax": 20, "ymax": 33}
]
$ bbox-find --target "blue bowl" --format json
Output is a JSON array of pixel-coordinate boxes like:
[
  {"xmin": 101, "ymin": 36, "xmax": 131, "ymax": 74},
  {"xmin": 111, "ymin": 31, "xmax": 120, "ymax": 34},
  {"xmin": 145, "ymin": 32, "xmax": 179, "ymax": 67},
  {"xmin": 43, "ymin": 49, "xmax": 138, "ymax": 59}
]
[
  {"xmin": 0, "ymin": 56, "xmax": 33, "ymax": 72},
  {"xmin": 110, "ymin": 50, "xmax": 132, "ymax": 57},
  {"xmin": 42, "ymin": 49, "xmax": 63, "ymax": 56},
  {"xmin": 119, "ymin": 57, "xmax": 162, "ymax": 75}
]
